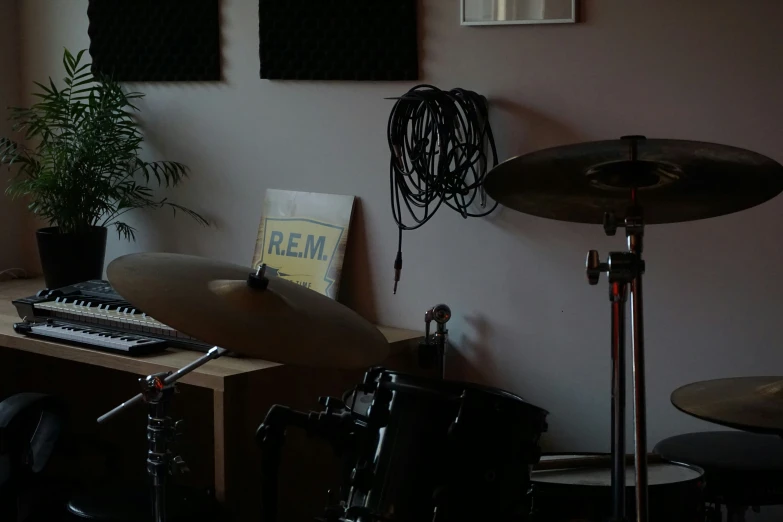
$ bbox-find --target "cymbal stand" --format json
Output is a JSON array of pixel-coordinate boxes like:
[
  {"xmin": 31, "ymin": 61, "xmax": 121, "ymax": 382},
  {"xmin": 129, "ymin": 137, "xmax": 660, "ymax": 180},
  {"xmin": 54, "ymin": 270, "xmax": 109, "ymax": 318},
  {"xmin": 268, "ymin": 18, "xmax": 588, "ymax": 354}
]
[
  {"xmin": 97, "ymin": 346, "xmax": 229, "ymax": 522},
  {"xmin": 587, "ymin": 206, "xmax": 648, "ymax": 522},
  {"xmin": 96, "ymin": 265, "xmax": 267, "ymax": 522},
  {"xmin": 144, "ymin": 373, "xmax": 177, "ymax": 522}
]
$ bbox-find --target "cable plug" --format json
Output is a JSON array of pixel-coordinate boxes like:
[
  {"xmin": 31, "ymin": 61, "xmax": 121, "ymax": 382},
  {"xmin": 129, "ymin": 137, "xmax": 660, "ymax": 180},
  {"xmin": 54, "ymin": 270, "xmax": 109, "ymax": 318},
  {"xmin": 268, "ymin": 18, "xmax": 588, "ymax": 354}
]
[{"xmin": 393, "ymin": 251, "xmax": 402, "ymax": 294}]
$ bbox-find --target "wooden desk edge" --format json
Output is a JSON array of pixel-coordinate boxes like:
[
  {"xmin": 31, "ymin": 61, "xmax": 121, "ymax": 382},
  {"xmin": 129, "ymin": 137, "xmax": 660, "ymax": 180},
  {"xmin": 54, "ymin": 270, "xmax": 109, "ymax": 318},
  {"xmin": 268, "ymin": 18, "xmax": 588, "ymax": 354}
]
[
  {"xmin": 0, "ymin": 315, "xmax": 422, "ymax": 392},
  {"xmin": 0, "ymin": 276, "xmax": 424, "ymax": 390}
]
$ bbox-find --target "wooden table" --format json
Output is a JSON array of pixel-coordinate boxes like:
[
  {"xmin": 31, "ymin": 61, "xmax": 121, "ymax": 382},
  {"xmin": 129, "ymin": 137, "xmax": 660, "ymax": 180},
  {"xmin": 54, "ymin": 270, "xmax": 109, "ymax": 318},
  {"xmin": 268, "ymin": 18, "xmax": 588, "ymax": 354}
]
[{"xmin": 0, "ymin": 277, "xmax": 423, "ymax": 521}]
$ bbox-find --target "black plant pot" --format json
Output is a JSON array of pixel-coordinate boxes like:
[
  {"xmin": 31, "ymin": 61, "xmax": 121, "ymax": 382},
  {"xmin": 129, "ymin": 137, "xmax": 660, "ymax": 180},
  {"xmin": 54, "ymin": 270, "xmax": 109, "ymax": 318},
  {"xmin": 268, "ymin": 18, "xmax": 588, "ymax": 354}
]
[{"xmin": 36, "ymin": 226, "xmax": 108, "ymax": 289}]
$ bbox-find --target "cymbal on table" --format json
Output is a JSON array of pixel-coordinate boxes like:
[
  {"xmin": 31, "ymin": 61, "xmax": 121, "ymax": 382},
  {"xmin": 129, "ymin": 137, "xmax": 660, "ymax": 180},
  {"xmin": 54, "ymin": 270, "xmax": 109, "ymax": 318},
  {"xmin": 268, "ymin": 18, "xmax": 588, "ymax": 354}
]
[
  {"xmin": 671, "ymin": 377, "xmax": 783, "ymax": 435},
  {"xmin": 107, "ymin": 253, "xmax": 389, "ymax": 369},
  {"xmin": 484, "ymin": 138, "xmax": 783, "ymax": 224}
]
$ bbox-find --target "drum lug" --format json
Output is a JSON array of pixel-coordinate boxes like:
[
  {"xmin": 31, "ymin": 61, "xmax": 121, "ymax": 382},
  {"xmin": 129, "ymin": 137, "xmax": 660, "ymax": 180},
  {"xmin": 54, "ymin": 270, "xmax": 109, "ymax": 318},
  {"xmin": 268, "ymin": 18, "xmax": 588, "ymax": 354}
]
[
  {"xmin": 706, "ymin": 504, "xmax": 722, "ymax": 522},
  {"xmin": 345, "ymin": 506, "xmax": 375, "ymax": 522},
  {"xmin": 361, "ymin": 367, "xmax": 385, "ymax": 392},
  {"xmin": 319, "ymin": 396, "xmax": 347, "ymax": 414},
  {"xmin": 316, "ymin": 503, "xmax": 348, "ymax": 522},
  {"xmin": 350, "ymin": 461, "xmax": 375, "ymax": 492},
  {"xmin": 367, "ymin": 388, "xmax": 392, "ymax": 428}
]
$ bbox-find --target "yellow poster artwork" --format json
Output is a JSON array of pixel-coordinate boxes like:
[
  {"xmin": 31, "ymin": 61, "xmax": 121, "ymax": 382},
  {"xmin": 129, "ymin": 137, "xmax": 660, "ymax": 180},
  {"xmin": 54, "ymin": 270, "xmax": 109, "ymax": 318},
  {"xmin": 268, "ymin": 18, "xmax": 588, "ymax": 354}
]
[{"xmin": 252, "ymin": 190, "xmax": 356, "ymax": 300}]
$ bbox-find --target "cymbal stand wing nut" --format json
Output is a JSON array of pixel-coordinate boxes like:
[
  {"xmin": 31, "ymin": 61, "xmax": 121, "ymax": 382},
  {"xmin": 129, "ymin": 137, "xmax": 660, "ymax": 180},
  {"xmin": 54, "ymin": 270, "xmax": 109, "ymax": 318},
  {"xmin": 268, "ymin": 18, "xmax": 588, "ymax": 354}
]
[
  {"xmin": 603, "ymin": 212, "xmax": 619, "ymax": 236},
  {"xmin": 586, "ymin": 251, "xmax": 608, "ymax": 285}
]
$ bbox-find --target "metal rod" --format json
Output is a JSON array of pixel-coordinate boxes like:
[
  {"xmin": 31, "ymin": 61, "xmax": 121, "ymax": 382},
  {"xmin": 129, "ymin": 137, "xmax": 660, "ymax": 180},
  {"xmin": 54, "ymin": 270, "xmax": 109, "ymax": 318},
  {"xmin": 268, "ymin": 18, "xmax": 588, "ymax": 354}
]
[
  {"xmin": 163, "ymin": 346, "xmax": 228, "ymax": 386},
  {"xmin": 610, "ymin": 281, "xmax": 628, "ymax": 522},
  {"xmin": 437, "ymin": 327, "xmax": 447, "ymax": 380},
  {"xmin": 98, "ymin": 391, "xmax": 144, "ymax": 424},
  {"xmin": 629, "ymin": 232, "xmax": 649, "ymax": 522},
  {"xmin": 154, "ymin": 484, "xmax": 166, "ymax": 522},
  {"xmin": 98, "ymin": 346, "xmax": 228, "ymax": 423}
]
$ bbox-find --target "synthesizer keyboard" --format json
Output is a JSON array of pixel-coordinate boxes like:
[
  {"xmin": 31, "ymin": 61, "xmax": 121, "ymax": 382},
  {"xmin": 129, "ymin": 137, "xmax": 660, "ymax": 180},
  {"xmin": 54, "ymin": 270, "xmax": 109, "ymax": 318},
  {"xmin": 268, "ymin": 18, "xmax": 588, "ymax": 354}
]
[
  {"xmin": 14, "ymin": 321, "xmax": 167, "ymax": 355},
  {"xmin": 12, "ymin": 280, "xmax": 212, "ymax": 355}
]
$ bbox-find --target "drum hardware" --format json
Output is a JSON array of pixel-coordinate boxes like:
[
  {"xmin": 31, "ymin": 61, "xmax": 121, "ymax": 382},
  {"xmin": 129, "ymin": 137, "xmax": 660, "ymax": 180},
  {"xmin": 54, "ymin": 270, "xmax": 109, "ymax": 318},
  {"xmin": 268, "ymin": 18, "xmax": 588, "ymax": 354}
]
[
  {"xmin": 141, "ymin": 373, "xmax": 182, "ymax": 522},
  {"xmin": 530, "ymin": 454, "xmax": 705, "ymax": 522},
  {"xmin": 98, "ymin": 254, "xmax": 396, "ymax": 522},
  {"xmin": 95, "ymin": 263, "xmax": 263, "ymax": 522},
  {"xmin": 97, "ymin": 346, "xmax": 229, "ymax": 522},
  {"xmin": 484, "ymin": 135, "xmax": 783, "ymax": 522},
  {"xmin": 668, "ymin": 379, "xmax": 783, "ymax": 520},
  {"xmin": 257, "ymin": 398, "xmax": 359, "ymax": 522},
  {"xmin": 670, "ymin": 377, "xmax": 783, "ymax": 435},
  {"xmin": 258, "ymin": 368, "xmax": 548, "ymax": 522},
  {"xmin": 548, "ymin": 136, "xmax": 651, "ymax": 522},
  {"xmin": 586, "ymin": 194, "xmax": 648, "ymax": 522},
  {"xmin": 533, "ymin": 453, "xmax": 664, "ymax": 472},
  {"xmin": 655, "ymin": 431, "xmax": 783, "ymax": 522},
  {"xmin": 95, "ymin": 253, "xmax": 392, "ymax": 522},
  {"xmin": 483, "ymin": 137, "xmax": 783, "ymax": 225},
  {"xmin": 106, "ymin": 253, "xmax": 390, "ymax": 368},
  {"xmin": 419, "ymin": 304, "xmax": 452, "ymax": 379},
  {"xmin": 97, "ymin": 345, "xmax": 229, "ymax": 425}
]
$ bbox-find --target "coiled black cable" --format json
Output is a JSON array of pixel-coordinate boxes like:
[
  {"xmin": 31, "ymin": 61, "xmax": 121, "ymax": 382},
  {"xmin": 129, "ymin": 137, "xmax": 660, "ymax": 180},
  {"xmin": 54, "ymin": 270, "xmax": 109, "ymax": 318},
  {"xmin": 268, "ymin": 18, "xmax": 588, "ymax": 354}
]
[{"xmin": 387, "ymin": 84, "xmax": 499, "ymax": 293}]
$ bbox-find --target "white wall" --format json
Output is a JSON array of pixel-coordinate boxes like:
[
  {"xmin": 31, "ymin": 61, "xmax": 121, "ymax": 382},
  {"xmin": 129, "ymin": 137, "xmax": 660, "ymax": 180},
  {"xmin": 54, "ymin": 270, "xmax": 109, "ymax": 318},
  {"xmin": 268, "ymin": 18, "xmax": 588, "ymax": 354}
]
[
  {"xmin": 0, "ymin": 0, "xmax": 28, "ymax": 272},
  {"xmin": 16, "ymin": 4, "xmax": 783, "ymax": 517}
]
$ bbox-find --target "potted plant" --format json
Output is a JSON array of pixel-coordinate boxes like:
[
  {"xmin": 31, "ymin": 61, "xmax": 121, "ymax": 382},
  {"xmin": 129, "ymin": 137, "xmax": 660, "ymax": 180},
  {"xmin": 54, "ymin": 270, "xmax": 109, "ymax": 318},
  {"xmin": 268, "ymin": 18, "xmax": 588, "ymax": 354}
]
[{"xmin": 0, "ymin": 49, "xmax": 208, "ymax": 289}]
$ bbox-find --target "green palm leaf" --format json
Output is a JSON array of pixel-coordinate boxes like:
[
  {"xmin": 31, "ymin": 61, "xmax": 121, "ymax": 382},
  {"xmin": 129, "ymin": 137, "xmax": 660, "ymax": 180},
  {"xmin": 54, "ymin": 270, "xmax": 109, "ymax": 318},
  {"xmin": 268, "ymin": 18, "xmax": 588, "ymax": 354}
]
[{"xmin": 0, "ymin": 48, "xmax": 209, "ymax": 239}]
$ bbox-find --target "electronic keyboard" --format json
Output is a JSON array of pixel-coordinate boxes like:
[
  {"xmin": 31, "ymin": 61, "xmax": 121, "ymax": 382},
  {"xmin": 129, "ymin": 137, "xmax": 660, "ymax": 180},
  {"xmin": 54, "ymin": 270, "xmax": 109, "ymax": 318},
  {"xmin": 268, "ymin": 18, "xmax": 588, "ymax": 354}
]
[
  {"xmin": 14, "ymin": 321, "xmax": 167, "ymax": 355},
  {"xmin": 12, "ymin": 280, "xmax": 211, "ymax": 355}
]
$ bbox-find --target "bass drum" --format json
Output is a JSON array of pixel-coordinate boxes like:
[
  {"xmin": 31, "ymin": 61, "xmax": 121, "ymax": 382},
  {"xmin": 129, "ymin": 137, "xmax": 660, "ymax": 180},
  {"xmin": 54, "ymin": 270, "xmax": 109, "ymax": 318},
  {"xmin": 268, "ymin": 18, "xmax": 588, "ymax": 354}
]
[
  {"xmin": 530, "ymin": 454, "xmax": 705, "ymax": 522},
  {"xmin": 343, "ymin": 368, "xmax": 548, "ymax": 522}
]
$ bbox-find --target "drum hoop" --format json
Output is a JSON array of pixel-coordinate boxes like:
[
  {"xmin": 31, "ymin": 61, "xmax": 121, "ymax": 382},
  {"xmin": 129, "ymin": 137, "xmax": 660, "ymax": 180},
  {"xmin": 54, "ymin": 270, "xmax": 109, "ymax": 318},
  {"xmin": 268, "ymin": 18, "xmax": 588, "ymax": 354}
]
[
  {"xmin": 532, "ymin": 454, "xmax": 705, "ymax": 488},
  {"xmin": 374, "ymin": 370, "xmax": 549, "ymax": 415}
]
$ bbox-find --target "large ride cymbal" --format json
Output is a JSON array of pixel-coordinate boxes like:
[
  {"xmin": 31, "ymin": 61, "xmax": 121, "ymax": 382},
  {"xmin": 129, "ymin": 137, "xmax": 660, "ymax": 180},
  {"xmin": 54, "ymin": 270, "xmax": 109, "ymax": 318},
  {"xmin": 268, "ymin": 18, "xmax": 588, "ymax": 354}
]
[
  {"xmin": 107, "ymin": 253, "xmax": 389, "ymax": 369},
  {"xmin": 484, "ymin": 138, "xmax": 783, "ymax": 224},
  {"xmin": 671, "ymin": 377, "xmax": 783, "ymax": 435}
]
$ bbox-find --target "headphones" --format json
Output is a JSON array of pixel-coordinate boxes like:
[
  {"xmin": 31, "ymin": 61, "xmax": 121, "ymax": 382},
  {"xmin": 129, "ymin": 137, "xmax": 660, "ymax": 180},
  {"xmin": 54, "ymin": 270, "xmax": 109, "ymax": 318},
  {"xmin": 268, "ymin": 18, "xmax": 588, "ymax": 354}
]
[{"xmin": 0, "ymin": 393, "xmax": 66, "ymax": 488}]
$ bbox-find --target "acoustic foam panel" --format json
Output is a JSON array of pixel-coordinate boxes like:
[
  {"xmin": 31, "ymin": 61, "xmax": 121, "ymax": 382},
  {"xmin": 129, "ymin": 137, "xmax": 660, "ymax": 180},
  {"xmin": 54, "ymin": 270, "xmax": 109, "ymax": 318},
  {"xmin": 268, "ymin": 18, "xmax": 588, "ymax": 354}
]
[
  {"xmin": 259, "ymin": 0, "xmax": 418, "ymax": 81},
  {"xmin": 88, "ymin": 0, "xmax": 220, "ymax": 82}
]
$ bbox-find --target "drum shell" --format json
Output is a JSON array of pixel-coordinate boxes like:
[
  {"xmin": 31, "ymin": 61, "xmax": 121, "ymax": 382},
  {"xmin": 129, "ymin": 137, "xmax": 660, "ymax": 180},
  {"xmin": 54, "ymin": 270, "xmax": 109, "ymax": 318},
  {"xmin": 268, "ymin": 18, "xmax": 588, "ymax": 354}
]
[
  {"xmin": 346, "ymin": 370, "xmax": 548, "ymax": 522},
  {"xmin": 530, "ymin": 454, "xmax": 705, "ymax": 522}
]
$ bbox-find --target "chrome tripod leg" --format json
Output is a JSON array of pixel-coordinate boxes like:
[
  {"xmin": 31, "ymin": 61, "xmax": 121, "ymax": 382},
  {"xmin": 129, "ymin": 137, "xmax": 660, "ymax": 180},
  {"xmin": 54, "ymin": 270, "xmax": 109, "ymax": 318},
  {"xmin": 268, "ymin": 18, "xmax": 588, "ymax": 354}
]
[
  {"xmin": 587, "ymin": 252, "xmax": 632, "ymax": 522},
  {"xmin": 629, "ymin": 232, "xmax": 648, "ymax": 522},
  {"xmin": 588, "ymin": 210, "xmax": 649, "ymax": 522},
  {"xmin": 611, "ymin": 281, "xmax": 628, "ymax": 522}
]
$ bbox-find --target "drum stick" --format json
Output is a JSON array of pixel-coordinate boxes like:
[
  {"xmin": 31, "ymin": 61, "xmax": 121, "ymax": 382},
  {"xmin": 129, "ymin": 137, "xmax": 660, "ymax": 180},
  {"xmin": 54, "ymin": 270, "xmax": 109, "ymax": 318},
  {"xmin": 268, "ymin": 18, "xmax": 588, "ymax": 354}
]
[{"xmin": 533, "ymin": 453, "xmax": 664, "ymax": 471}]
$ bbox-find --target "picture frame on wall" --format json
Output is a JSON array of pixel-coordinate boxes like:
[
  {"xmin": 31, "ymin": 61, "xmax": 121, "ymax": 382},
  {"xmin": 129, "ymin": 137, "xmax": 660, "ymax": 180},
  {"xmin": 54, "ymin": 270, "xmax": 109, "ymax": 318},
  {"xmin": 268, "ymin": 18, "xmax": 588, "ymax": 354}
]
[{"xmin": 461, "ymin": 0, "xmax": 577, "ymax": 26}]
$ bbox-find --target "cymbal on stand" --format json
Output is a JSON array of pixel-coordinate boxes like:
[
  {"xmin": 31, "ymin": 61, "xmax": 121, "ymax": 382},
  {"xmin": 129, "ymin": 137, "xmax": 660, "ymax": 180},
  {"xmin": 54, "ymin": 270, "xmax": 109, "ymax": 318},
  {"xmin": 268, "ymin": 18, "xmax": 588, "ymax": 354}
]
[
  {"xmin": 671, "ymin": 377, "xmax": 783, "ymax": 435},
  {"xmin": 484, "ymin": 138, "xmax": 783, "ymax": 224},
  {"xmin": 107, "ymin": 253, "xmax": 389, "ymax": 369}
]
